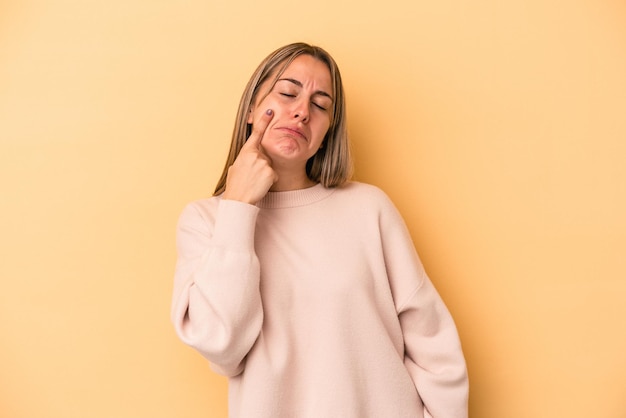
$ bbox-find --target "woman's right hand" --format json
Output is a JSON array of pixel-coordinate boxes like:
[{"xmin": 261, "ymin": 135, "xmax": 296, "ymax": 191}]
[{"xmin": 222, "ymin": 109, "xmax": 278, "ymax": 204}]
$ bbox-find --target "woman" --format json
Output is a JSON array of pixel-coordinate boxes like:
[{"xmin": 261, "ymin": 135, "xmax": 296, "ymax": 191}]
[{"xmin": 171, "ymin": 42, "xmax": 469, "ymax": 418}]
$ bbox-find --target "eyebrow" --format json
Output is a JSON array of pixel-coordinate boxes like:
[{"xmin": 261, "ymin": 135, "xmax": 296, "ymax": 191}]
[{"xmin": 277, "ymin": 78, "xmax": 333, "ymax": 100}]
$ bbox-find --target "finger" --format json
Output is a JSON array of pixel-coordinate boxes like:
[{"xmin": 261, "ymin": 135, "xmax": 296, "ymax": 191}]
[
  {"xmin": 257, "ymin": 144, "xmax": 274, "ymax": 165},
  {"xmin": 244, "ymin": 108, "xmax": 273, "ymax": 149}
]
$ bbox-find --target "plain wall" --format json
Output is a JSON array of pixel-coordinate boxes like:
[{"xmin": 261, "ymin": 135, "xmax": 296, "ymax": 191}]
[{"xmin": 1, "ymin": 0, "xmax": 625, "ymax": 417}]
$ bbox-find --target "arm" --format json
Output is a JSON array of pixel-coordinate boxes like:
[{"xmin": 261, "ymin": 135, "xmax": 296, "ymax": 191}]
[
  {"xmin": 378, "ymin": 193, "xmax": 469, "ymax": 417},
  {"xmin": 171, "ymin": 108, "xmax": 276, "ymax": 375},
  {"xmin": 399, "ymin": 278, "xmax": 469, "ymax": 418},
  {"xmin": 170, "ymin": 199, "xmax": 263, "ymax": 377}
]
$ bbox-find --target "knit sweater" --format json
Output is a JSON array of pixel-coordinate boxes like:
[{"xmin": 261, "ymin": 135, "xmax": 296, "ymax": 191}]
[{"xmin": 171, "ymin": 182, "xmax": 468, "ymax": 418}]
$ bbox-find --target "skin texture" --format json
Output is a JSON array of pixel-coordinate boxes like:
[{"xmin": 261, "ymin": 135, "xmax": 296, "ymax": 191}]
[{"xmin": 222, "ymin": 55, "xmax": 333, "ymax": 204}]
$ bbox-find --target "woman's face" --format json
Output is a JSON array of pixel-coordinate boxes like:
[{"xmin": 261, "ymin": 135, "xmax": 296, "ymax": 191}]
[{"xmin": 248, "ymin": 54, "xmax": 333, "ymax": 171}]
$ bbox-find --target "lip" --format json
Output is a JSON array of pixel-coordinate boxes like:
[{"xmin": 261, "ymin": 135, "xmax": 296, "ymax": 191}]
[{"xmin": 276, "ymin": 125, "xmax": 308, "ymax": 141}]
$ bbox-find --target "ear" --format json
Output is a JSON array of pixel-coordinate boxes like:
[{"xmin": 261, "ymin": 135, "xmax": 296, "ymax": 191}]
[{"xmin": 247, "ymin": 106, "xmax": 255, "ymax": 124}]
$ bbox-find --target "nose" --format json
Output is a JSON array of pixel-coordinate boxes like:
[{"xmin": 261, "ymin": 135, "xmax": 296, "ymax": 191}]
[{"xmin": 292, "ymin": 99, "xmax": 309, "ymax": 123}]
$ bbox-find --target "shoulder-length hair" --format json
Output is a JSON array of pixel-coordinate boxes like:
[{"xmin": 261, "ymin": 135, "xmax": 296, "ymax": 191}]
[{"xmin": 213, "ymin": 42, "xmax": 352, "ymax": 195}]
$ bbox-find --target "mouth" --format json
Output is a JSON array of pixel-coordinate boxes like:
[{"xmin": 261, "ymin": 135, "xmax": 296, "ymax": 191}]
[{"xmin": 277, "ymin": 126, "xmax": 307, "ymax": 141}]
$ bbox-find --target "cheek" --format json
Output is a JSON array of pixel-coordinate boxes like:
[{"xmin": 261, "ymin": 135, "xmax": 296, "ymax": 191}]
[
  {"xmin": 249, "ymin": 97, "xmax": 282, "ymax": 124},
  {"xmin": 317, "ymin": 119, "xmax": 331, "ymax": 139}
]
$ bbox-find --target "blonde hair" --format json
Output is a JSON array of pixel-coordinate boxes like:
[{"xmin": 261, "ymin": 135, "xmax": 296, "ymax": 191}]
[{"xmin": 213, "ymin": 42, "xmax": 352, "ymax": 195}]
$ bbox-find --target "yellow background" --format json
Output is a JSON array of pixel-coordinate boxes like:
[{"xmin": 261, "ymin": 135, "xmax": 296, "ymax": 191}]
[{"xmin": 1, "ymin": 0, "xmax": 625, "ymax": 417}]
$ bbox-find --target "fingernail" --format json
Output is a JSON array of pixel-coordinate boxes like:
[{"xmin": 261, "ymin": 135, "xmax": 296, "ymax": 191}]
[{"xmin": 265, "ymin": 109, "xmax": 273, "ymax": 116}]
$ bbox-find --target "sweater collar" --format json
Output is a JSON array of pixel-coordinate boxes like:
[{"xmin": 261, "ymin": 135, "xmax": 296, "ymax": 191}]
[{"xmin": 257, "ymin": 183, "xmax": 335, "ymax": 209}]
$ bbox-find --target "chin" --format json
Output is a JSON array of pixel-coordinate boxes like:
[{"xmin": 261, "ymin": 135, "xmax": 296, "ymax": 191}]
[{"xmin": 268, "ymin": 138, "xmax": 301, "ymax": 155}]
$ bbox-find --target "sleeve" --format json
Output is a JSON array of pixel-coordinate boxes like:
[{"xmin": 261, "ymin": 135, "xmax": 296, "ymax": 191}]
[
  {"xmin": 378, "ymin": 193, "xmax": 469, "ymax": 418},
  {"xmin": 170, "ymin": 198, "xmax": 264, "ymax": 377}
]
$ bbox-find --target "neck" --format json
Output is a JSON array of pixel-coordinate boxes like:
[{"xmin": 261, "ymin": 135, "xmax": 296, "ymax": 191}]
[{"xmin": 270, "ymin": 169, "xmax": 317, "ymax": 192}]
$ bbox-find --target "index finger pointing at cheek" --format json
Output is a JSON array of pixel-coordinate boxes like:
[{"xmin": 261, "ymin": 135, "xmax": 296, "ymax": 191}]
[{"xmin": 245, "ymin": 109, "xmax": 274, "ymax": 149}]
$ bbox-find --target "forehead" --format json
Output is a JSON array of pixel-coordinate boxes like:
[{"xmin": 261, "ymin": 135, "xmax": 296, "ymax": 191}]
[{"xmin": 277, "ymin": 55, "xmax": 332, "ymax": 91}]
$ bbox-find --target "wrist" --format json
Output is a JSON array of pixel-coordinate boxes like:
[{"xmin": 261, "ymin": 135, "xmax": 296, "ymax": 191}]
[{"xmin": 222, "ymin": 190, "xmax": 255, "ymax": 205}]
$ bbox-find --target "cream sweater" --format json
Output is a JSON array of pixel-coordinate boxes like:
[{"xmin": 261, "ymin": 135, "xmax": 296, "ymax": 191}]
[{"xmin": 171, "ymin": 182, "xmax": 468, "ymax": 418}]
